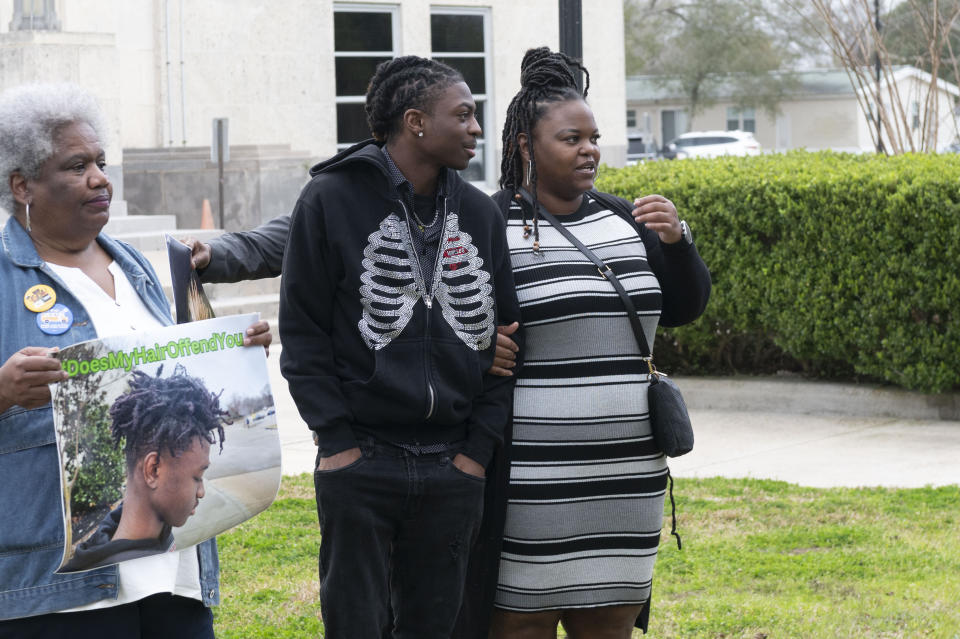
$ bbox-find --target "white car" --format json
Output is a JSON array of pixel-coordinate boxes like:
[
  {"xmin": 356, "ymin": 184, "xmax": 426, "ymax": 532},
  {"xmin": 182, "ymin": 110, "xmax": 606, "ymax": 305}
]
[{"xmin": 666, "ymin": 130, "xmax": 761, "ymax": 159}]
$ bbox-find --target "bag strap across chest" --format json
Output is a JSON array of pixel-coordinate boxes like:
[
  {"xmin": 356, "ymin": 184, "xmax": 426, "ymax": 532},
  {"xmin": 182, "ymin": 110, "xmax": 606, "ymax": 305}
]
[{"xmin": 516, "ymin": 189, "xmax": 654, "ymax": 363}]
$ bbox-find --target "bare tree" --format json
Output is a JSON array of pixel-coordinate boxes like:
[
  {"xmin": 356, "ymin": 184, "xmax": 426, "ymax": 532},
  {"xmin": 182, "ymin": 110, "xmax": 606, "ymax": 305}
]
[{"xmin": 790, "ymin": 0, "xmax": 960, "ymax": 153}]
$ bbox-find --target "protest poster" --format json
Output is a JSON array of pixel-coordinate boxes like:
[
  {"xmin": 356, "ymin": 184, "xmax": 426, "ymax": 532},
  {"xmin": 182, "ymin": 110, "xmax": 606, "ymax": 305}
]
[
  {"xmin": 166, "ymin": 234, "xmax": 215, "ymax": 323},
  {"xmin": 50, "ymin": 313, "xmax": 280, "ymax": 573}
]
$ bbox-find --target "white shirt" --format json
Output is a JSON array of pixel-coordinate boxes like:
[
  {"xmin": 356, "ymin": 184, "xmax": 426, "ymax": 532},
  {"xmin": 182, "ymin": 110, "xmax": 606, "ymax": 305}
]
[{"xmin": 50, "ymin": 261, "xmax": 203, "ymax": 611}]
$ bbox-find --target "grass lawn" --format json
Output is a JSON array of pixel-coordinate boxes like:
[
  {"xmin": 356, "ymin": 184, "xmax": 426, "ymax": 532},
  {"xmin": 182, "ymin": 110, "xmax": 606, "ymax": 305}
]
[{"xmin": 213, "ymin": 474, "xmax": 960, "ymax": 638}]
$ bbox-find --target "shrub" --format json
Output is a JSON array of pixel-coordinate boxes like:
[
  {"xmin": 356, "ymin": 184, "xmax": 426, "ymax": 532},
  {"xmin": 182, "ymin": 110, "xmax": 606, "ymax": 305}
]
[{"xmin": 597, "ymin": 151, "xmax": 960, "ymax": 392}]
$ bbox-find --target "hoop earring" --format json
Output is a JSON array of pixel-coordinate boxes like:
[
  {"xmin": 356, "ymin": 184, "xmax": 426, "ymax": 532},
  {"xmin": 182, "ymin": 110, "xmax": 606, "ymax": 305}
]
[{"xmin": 24, "ymin": 201, "xmax": 31, "ymax": 233}]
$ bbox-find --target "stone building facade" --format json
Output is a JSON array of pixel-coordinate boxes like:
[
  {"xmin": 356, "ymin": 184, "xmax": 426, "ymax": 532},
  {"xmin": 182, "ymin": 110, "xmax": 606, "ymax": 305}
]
[{"xmin": 0, "ymin": 0, "xmax": 626, "ymax": 228}]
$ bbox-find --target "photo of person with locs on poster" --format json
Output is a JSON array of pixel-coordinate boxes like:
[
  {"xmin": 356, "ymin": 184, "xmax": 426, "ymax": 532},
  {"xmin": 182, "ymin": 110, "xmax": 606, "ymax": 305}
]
[
  {"xmin": 48, "ymin": 314, "xmax": 282, "ymax": 577},
  {"xmin": 61, "ymin": 365, "xmax": 229, "ymax": 573}
]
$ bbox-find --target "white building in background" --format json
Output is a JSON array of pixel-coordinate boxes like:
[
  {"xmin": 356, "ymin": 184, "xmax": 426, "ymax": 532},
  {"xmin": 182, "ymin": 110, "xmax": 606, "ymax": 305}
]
[
  {"xmin": 0, "ymin": 0, "xmax": 627, "ymax": 195},
  {"xmin": 626, "ymin": 66, "xmax": 960, "ymax": 154}
]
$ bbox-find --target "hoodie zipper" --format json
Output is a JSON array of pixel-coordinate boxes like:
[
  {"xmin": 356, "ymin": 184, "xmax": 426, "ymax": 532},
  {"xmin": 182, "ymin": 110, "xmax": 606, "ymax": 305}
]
[{"xmin": 399, "ymin": 196, "xmax": 449, "ymax": 421}]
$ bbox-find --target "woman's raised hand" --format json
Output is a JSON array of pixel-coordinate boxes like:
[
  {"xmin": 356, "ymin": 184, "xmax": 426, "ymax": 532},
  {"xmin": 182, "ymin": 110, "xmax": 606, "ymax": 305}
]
[{"xmin": 631, "ymin": 195, "xmax": 683, "ymax": 244}]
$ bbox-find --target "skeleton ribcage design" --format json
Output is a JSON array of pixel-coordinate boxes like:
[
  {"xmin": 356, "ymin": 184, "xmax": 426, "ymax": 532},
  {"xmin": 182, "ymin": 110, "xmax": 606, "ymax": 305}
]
[
  {"xmin": 435, "ymin": 214, "xmax": 495, "ymax": 351},
  {"xmin": 358, "ymin": 214, "xmax": 420, "ymax": 350},
  {"xmin": 357, "ymin": 212, "xmax": 495, "ymax": 352}
]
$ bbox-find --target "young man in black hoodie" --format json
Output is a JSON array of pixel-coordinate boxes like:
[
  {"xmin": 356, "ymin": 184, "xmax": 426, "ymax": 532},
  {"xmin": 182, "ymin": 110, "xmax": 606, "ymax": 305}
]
[{"xmin": 278, "ymin": 57, "xmax": 522, "ymax": 639}]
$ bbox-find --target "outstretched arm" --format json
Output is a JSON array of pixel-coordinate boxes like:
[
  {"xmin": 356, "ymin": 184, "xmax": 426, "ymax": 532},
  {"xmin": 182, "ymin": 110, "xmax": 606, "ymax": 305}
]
[{"xmin": 188, "ymin": 214, "xmax": 291, "ymax": 283}]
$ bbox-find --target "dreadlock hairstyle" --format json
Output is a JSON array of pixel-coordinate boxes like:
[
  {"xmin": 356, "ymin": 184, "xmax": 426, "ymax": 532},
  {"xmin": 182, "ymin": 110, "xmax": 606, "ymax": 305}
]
[
  {"xmin": 110, "ymin": 364, "xmax": 229, "ymax": 470},
  {"xmin": 365, "ymin": 56, "xmax": 464, "ymax": 143},
  {"xmin": 500, "ymin": 47, "xmax": 591, "ymax": 253}
]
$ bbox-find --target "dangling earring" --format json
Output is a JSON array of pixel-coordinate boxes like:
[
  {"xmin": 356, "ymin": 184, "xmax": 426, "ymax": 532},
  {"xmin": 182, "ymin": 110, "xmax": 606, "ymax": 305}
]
[
  {"xmin": 532, "ymin": 216, "xmax": 542, "ymax": 256},
  {"xmin": 526, "ymin": 158, "xmax": 532, "ymax": 183},
  {"xmin": 514, "ymin": 193, "xmax": 532, "ymax": 239},
  {"xmin": 25, "ymin": 201, "xmax": 31, "ymax": 233}
]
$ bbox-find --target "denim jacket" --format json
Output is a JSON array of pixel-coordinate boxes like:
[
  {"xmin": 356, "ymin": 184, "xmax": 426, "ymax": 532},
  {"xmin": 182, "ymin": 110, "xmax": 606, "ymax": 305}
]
[{"xmin": 0, "ymin": 217, "xmax": 220, "ymax": 620}]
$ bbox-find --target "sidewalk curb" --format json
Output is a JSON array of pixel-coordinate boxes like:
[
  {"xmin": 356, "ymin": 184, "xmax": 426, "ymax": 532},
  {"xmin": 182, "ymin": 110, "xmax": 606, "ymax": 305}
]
[{"xmin": 674, "ymin": 376, "xmax": 960, "ymax": 421}]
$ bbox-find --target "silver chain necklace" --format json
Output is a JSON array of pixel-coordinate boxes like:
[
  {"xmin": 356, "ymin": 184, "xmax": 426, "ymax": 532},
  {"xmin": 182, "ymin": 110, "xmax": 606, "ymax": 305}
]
[{"xmin": 410, "ymin": 205, "xmax": 439, "ymax": 231}]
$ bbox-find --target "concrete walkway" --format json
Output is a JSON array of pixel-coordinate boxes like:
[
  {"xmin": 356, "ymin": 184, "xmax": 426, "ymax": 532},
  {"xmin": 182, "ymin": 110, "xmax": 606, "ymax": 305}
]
[{"xmin": 266, "ymin": 346, "xmax": 960, "ymax": 489}]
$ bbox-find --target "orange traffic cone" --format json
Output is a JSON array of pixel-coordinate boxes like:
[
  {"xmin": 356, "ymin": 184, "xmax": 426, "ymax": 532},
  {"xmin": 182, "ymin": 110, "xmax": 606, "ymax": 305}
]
[{"xmin": 200, "ymin": 198, "xmax": 215, "ymax": 230}]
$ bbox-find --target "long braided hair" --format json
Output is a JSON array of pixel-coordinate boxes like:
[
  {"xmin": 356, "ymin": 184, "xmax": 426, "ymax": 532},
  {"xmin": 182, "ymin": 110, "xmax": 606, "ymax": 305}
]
[
  {"xmin": 365, "ymin": 56, "xmax": 464, "ymax": 143},
  {"xmin": 500, "ymin": 47, "xmax": 590, "ymax": 252},
  {"xmin": 110, "ymin": 364, "xmax": 229, "ymax": 470}
]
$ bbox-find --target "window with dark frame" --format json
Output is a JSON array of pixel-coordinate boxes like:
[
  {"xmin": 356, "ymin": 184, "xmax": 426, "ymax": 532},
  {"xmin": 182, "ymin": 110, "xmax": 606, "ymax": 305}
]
[
  {"xmin": 334, "ymin": 6, "xmax": 397, "ymax": 149},
  {"xmin": 431, "ymin": 9, "xmax": 491, "ymax": 184}
]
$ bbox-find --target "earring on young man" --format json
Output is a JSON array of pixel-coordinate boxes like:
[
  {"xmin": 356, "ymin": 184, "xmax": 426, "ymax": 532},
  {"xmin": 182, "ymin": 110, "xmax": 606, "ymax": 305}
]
[{"xmin": 25, "ymin": 201, "xmax": 31, "ymax": 233}]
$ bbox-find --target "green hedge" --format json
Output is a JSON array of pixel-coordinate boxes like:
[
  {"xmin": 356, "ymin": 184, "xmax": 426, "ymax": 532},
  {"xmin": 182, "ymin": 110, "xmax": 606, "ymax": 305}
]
[{"xmin": 596, "ymin": 151, "xmax": 960, "ymax": 393}]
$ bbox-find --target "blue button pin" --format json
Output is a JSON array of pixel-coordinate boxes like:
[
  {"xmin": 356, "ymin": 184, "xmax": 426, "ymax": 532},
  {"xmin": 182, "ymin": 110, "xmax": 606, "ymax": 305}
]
[{"xmin": 36, "ymin": 303, "xmax": 73, "ymax": 335}]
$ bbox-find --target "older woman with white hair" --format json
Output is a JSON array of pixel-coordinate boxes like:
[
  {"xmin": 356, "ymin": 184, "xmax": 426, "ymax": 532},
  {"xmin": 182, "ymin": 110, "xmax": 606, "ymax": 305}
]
[{"xmin": 0, "ymin": 83, "xmax": 270, "ymax": 638}]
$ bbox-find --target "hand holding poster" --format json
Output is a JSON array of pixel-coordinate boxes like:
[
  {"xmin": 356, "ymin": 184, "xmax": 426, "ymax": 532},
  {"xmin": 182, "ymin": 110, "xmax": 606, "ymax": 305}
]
[
  {"xmin": 50, "ymin": 313, "xmax": 280, "ymax": 573},
  {"xmin": 166, "ymin": 235, "xmax": 215, "ymax": 323}
]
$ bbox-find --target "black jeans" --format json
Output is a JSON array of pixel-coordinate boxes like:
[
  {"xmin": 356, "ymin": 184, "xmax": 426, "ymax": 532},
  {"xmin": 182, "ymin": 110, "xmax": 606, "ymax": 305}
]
[
  {"xmin": 0, "ymin": 593, "xmax": 213, "ymax": 639},
  {"xmin": 314, "ymin": 436, "xmax": 485, "ymax": 639}
]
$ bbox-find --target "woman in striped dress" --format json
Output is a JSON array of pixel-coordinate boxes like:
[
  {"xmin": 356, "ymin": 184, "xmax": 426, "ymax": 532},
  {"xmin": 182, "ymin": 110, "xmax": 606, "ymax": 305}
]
[{"xmin": 487, "ymin": 48, "xmax": 711, "ymax": 638}]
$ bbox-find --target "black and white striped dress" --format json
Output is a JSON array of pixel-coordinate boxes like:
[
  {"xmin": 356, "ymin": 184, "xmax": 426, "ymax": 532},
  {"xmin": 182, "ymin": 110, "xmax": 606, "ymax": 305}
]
[{"xmin": 495, "ymin": 194, "xmax": 668, "ymax": 612}]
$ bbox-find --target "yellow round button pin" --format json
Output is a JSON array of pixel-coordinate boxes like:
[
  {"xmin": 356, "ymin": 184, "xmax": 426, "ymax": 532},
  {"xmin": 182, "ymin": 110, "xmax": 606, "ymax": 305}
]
[{"xmin": 24, "ymin": 284, "xmax": 56, "ymax": 313}]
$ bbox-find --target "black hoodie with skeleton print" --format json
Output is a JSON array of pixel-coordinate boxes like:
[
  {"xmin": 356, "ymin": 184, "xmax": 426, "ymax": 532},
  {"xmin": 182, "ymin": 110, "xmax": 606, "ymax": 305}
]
[{"xmin": 279, "ymin": 140, "xmax": 522, "ymax": 468}]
